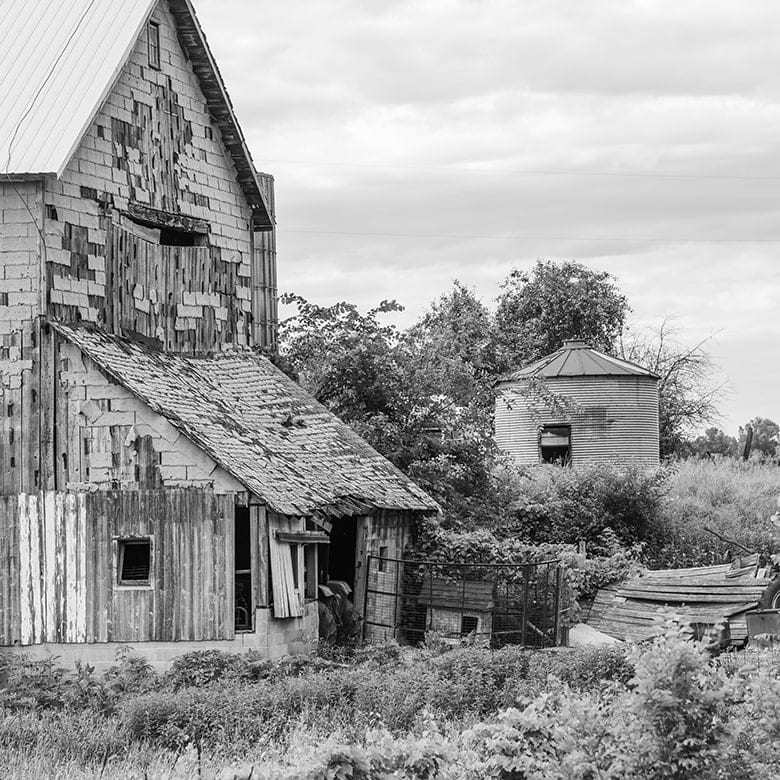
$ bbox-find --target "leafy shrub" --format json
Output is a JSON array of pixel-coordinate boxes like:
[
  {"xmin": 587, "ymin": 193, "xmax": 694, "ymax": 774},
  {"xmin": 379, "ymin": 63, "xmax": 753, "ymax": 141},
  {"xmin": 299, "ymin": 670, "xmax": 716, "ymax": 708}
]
[
  {"xmin": 625, "ymin": 616, "xmax": 725, "ymax": 778},
  {"xmin": 525, "ymin": 645, "xmax": 633, "ymax": 690},
  {"xmin": 103, "ymin": 648, "xmax": 157, "ymax": 695},
  {"xmin": 0, "ymin": 654, "xmax": 111, "ymax": 714},
  {"xmin": 164, "ymin": 649, "xmax": 250, "ymax": 689},
  {"xmin": 495, "ymin": 462, "xmax": 668, "ymax": 546}
]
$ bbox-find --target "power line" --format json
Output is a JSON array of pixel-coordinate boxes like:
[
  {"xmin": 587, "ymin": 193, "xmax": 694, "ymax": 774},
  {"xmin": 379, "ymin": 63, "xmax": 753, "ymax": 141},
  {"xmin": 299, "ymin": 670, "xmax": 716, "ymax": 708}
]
[
  {"xmin": 279, "ymin": 228, "xmax": 780, "ymax": 243},
  {"xmin": 258, "ymin": 158, "xmax": 780, "ymax": 182}
]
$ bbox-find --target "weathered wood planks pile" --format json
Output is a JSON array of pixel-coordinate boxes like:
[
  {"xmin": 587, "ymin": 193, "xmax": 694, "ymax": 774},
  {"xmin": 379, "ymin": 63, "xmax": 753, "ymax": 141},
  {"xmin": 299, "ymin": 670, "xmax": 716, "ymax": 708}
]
[{"xmin": 588, "ymin": 556, "xmax": 779, "ymax": 646}]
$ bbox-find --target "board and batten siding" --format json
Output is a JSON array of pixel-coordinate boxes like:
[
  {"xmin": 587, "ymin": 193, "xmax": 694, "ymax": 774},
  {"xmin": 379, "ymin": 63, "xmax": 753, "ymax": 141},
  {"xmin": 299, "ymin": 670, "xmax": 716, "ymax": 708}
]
[
  {"xmin": 495, "ymin": 376, "xmax": 659, "ymax": 467},
  {"xmin": 0, "ymin": 488, "xmax": 234, "ymax": 646}
]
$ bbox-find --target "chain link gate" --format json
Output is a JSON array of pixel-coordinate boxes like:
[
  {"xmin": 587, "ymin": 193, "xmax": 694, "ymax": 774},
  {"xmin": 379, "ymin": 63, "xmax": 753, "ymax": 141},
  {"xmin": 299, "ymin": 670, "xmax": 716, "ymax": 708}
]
[{"xmin": 362, "ymin": 556, "xmax": 564, "ymax": 647}]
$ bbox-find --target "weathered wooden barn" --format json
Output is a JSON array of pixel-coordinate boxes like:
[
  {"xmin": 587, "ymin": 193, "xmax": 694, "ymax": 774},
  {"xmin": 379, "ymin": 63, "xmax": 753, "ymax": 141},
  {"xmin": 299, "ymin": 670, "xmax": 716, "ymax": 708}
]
[
  {"xmin": 0, "ymin": 0, "xmax": 437, "ymax": 667},
  {"xmin": 495, "ymin": 340, "xmax": 660, "ymax": 468}
]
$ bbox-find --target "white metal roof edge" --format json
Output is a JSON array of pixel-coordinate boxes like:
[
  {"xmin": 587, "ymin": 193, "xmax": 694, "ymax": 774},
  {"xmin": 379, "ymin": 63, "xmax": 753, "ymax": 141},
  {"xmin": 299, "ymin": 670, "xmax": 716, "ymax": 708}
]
[{"xmin": 54, "ymin": 0, "xmax": 158, "ymax": 179}]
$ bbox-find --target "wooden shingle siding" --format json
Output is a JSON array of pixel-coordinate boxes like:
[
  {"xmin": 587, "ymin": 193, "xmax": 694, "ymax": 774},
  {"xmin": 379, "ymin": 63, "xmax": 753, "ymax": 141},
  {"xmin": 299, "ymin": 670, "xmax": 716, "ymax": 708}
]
[
  {"xmin": 42, "ymin": 0, "xmax": 274, "ymax": 354},
  {"xmin": 0, "ymin": 488, "xmax": 234, "ymax": 646},
  {"xmin": 496, "ymin": 376, "xmax": 659, "ymax": 467}
]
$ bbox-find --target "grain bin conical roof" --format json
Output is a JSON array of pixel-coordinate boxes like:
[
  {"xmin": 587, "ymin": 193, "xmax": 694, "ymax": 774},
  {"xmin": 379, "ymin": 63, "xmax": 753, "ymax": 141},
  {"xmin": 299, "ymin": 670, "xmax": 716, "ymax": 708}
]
[{"xmin": 503, "ymin": 340, "xmax": 659, "ymax": 381}]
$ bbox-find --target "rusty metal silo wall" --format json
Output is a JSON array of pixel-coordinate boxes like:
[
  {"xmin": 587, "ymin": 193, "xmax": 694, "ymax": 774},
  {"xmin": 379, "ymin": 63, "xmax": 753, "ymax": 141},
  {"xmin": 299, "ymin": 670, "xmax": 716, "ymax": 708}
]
[{"xmin": 495, "ymin": 375, "xmax": 660, "ymax": 467}]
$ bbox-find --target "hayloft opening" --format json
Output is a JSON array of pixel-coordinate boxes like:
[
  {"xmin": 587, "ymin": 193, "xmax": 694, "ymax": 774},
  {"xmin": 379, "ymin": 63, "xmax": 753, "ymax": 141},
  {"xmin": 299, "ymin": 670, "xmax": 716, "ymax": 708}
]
[
  {"xmin": 540, "ymin": 424, "xmax": 571, "ymax": 465},
  {"xmin": 123, "ymin": 207, "xmax": 209, "ymax": 247}
]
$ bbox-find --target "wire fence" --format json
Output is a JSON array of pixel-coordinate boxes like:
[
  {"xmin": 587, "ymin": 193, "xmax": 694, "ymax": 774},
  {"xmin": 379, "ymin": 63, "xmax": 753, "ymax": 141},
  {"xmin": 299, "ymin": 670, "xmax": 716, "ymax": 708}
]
[{"xmin": 362, "ymin": 555, "xmax": 563, "ymax": 648}]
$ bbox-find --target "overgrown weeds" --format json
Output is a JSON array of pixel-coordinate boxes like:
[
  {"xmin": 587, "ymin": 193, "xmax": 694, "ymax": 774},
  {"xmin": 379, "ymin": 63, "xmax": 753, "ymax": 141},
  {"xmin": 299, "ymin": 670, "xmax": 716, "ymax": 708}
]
[{"xmin": 2, "ymin": 628, "xmax": 780, "ymax": 777}]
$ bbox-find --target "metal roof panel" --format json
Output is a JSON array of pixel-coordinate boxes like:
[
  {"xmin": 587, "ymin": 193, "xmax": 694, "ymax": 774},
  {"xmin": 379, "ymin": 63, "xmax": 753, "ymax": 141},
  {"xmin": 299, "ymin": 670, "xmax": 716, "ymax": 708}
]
[
  {"xmin": 0, "ymin": 0, "xmax": 155, "ymax": 176},
  {"xmin": 502, "ymin": 340, "xmax": 659, "ymax": 381}
]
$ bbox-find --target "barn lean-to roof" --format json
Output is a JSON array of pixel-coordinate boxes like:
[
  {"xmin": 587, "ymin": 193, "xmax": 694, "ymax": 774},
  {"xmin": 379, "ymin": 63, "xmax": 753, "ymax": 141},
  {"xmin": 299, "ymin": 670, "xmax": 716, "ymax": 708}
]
[
  {"xmin": 501, "ymin": 340, "xmax": 659, "ymax": 382},
  {"xmin": 52, "ymin": 322, "xmax": 439, "ymax": 518},
  {"xmin": 0, "ymin": 0, "xmax": 272, "ymax": 228}
]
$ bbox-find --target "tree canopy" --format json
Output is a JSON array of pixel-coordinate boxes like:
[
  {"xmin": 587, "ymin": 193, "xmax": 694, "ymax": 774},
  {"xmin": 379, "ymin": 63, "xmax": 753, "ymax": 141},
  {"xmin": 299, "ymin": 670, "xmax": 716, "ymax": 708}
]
[
  {"xmin": 739, "ymin": 417, "xmax": 779, "ymax": 459},
  {"xmin": 277, "ymin": 261, "xmax": 725, "ymax": 524},
  {"xmin": 620, "ymin": 321, "xmax": 721, "ymax": 457},
  {"xmin": 494, "ymin": 260, "xmax": 630, "ymax": 371}
]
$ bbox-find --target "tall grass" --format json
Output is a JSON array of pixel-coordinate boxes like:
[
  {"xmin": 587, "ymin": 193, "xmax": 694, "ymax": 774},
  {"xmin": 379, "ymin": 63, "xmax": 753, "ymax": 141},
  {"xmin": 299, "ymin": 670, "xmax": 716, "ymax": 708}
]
[{"xmin": 646, "ymin": 459, "xmax": 780, "ymax": 567}]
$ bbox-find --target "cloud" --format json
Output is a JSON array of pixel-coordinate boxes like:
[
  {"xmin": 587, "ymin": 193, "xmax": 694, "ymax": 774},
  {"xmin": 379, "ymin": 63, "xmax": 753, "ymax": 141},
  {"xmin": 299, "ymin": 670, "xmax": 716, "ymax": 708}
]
[{"xmin": 195, "ymin": 0, "xmax": 780, "ymax": 434}]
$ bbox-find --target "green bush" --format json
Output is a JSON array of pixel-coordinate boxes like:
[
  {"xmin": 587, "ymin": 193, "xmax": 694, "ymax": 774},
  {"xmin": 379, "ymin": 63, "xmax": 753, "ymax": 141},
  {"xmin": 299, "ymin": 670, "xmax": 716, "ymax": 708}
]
[
  {"xmin": 164, "ymin": 649, "xmax": 251, "ymax": 689},
  {"xmin": 103, "ymin": 648, "xmax": 158, "ymax": 695},
  {"xmin": 496, "ymin": 463, "xmax": 668, "ymax": 546},
  {"xmin": 0, "ymin": 654, "xmax": 111, "ymax": 714}
]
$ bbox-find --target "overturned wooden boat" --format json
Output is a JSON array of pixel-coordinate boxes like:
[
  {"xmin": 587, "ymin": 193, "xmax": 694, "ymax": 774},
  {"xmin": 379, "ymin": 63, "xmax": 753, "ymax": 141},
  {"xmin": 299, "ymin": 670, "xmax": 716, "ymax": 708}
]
[{"xmin": 587, "ymin": 554, "xmax": 780, "ymax": 647}]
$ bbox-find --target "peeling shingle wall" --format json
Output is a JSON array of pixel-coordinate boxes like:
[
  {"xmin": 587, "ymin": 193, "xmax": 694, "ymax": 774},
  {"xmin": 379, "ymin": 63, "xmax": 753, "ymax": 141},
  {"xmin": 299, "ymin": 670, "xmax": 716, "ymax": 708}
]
[
  {"xmin": 0, "ymin": 181, "xmax": 42, "ymax": 494},
  {"xmin": 56, "ymin": 339, "xmax": 246, "ymax": 495},
  {"xmin": 43, "ymin": 0, "xmax": 269, "ymax": 354}
]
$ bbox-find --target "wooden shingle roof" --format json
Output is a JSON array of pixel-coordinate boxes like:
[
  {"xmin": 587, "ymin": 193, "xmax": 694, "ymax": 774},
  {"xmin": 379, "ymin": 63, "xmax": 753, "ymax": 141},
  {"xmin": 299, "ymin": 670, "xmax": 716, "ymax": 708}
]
[{"xmin": 54, "ymin": 322, "xmax": 439, "ymax": 517}]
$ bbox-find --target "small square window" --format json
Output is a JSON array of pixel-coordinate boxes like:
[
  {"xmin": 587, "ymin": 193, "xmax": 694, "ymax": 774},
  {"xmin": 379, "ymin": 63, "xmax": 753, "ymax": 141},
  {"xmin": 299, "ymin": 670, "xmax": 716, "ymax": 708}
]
[
  {"xmin": 461, "ymin": 615, "xmax": 479, "ymax": 636},
  {"xmin": 118, "ymin": 538, "xmax": 152, "ymax": 585},
  {"xmin": 148, "ymin": 22, "xmax": 161, "ymax": 70}
]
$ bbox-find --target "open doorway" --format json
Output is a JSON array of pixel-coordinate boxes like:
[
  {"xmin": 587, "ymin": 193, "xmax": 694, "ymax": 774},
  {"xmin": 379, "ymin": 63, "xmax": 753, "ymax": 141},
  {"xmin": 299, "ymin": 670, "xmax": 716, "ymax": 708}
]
[
  {"xmin": 234, "ymin": 506, "xmax": 253, "ymax": 630},
  {"xmin": 326, "ymin": 516, "xmax": 358, "ymax": 589}
]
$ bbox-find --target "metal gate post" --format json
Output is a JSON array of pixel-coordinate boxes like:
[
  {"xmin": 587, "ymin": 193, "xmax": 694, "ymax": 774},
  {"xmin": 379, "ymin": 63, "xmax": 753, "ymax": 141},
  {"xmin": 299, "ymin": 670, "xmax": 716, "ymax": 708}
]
[
  {"xmin": 521, "ymin": 563, "xmax": 530, "ymax": 646},
  {"xmin": 553, "ymin": 564, "xmax": 562, "ymax": 646},
  {"xmin": 362, "ymin": 555, "xmax": 371, "ymax": 641}
]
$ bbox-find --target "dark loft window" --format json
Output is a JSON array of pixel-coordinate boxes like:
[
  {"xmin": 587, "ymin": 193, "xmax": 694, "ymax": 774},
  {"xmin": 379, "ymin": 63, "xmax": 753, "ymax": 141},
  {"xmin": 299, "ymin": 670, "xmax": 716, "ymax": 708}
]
[
  {"xmin": 148, "ymin": 22, "xmax": 161, "ymax": 69},
  {"xmin": 540, "ymin": 424, "xmax": 571, "ymax": 466},
  {"xmin": 118, "ymin": 539, "xmax": 151, "ymax": 585},
  {"xmin": 125, "ymin": 213, "xmax": 209, "ymax": 247}
]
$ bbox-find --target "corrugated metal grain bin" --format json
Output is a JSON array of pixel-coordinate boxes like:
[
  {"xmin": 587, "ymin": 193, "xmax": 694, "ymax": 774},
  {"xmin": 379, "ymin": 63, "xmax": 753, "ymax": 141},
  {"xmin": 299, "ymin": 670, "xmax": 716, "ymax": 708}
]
[{"xmin": 495, "ymin": 340, "xmax": 659, "ymax": 467}]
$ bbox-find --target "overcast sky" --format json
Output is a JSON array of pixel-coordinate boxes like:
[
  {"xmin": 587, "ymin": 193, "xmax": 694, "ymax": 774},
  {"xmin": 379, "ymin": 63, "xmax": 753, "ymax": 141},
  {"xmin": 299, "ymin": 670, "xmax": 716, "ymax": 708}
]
[{"xmin": 197, "ymin": 0, "xmax": 779, "ymax": 436}]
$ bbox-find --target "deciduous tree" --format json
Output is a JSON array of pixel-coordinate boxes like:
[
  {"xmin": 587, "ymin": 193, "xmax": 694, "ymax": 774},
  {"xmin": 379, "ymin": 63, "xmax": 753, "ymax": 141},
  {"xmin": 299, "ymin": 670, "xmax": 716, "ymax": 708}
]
[
  {"xmin": 494, "ymin": 260, "xmax": 630, "ymax": 371},
  {"xmin": 621, "ymin": 321, "xmax": 722, "ymax": 458},
  {"xmin": 739, "ymin": 417, "xmax": 779, "ymax": 459}
]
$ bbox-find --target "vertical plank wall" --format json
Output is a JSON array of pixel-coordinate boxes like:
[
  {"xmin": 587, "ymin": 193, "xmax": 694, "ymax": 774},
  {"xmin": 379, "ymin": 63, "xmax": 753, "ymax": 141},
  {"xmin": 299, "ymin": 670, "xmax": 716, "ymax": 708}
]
[
  {"xmin": 358, "ymin": 510, "xmax": 412, "ymax": 642},
  {"xmin": 0, "ymin": 488, "xmax": 234, "ymax": 646}
]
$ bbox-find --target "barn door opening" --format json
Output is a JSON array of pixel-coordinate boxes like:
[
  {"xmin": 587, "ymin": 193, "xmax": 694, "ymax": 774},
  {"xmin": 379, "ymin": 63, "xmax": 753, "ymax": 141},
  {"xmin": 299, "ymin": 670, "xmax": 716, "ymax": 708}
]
[
  {"xmin": 234, "ymin": 506, "xmax": 253, "ymax": 630},
  {"xmin": 327, "ymin": 516, "xmax": 358, "ymax": 589}
]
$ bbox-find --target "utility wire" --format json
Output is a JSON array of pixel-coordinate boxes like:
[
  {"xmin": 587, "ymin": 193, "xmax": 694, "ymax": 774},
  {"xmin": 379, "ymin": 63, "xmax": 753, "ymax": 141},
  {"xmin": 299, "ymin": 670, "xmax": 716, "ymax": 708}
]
[
  {"xmin": 258, "ymin": 158, "xmax": 780, "ymax": 182},
  {"xmin": 279, "ymin": 228, "xmax": 780, "ymax": 244}
]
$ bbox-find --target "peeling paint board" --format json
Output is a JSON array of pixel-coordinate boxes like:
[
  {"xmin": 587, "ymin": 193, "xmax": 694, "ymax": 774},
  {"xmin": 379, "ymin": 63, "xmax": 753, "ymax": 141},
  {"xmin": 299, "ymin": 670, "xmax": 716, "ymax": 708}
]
[
  {"xmin": 64, "ymin": 493, "xmax": 78, "ymax": 642},
  {"xmin": 76, "ymin": 494, "xmax": 87, "ymax": 642},
  {"xmin": 17, "ymin": 495, "xmax": 32, "ymax": 645},
  {"xmin": 43, "ymin": 491, "xmax": 57, "ymax": 641}
]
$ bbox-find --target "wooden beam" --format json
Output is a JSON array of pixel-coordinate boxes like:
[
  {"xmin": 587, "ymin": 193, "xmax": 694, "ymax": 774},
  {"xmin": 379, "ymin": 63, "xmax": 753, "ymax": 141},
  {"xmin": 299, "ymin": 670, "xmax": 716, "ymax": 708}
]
[
  {"xmin": 125, "ymin": 203, "xmax": 209, "ymax": 234},
  {"xmin": 275, "ymin": 531, "xmax": 330, "ymax": 544}
]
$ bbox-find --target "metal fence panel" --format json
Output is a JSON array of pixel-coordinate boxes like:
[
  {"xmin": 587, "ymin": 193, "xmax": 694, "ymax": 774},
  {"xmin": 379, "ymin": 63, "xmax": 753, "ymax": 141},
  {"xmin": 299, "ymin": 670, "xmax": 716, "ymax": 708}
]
[{"xmin": 363, "ymin": 556, "xmax": 563, "ymax": 647}]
